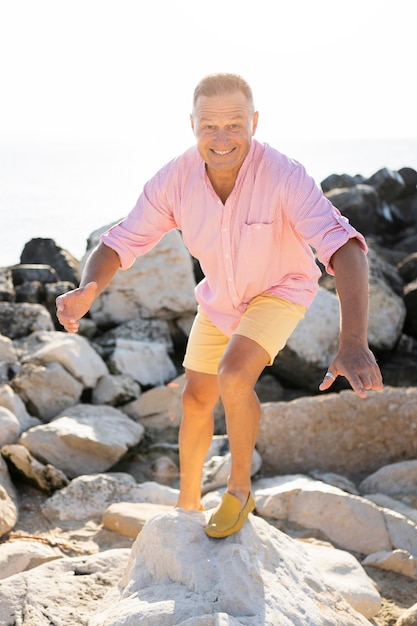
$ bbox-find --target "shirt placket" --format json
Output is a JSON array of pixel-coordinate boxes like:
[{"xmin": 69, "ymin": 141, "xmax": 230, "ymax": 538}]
[{"xmin": 220, "ymin": 196, "xmax": 241, "ymax": 310}]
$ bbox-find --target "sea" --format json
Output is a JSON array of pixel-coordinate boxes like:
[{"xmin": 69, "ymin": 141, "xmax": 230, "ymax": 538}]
[{"xmin": 2, "ymin": 134, "xmax": 417, "ymax": 269}]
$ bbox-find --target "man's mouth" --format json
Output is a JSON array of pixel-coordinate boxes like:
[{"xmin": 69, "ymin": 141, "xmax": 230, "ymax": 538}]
[{"xmin": 211, "ymin": 148, "xmax": 235, "ymax": 156}]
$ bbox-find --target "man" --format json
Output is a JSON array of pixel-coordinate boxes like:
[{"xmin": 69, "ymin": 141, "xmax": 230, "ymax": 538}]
[{"xmin": 56, "ymin": 73, "xmax": 383, "ymax": 539}]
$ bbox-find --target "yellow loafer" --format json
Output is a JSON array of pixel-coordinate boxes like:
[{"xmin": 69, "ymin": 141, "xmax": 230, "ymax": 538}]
[{"xmin": 205, "ymin": 491, "xmax": 255, "ymax": 538}]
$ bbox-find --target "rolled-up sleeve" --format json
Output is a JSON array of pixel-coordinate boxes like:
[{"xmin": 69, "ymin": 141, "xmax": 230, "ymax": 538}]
[
  {"xmin": 100, "ymin": 167, "xmax": 178, "ymax": 270},
  {"xmin": 284, "ymin": 164, "xmax": 367, "ymax": 275}
]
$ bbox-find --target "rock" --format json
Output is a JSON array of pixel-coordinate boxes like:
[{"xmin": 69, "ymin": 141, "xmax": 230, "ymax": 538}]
[
  {"xmin": 90, "ymin": 510, "xmax": 371, "ymax": 625},
  {"xmin": 0, "ymin": 540, "xmax": 63, "ymax": 579},
  {"xmin": 396, "ymin": 601, "xmax": 417, "ymax": 625},
  {"xmin": 379, "ymin": 334, "xmax": 417, "ymax": 387},
  {"xmin": 397, "ymin": 252, "xmax": 417, "ymax": 284},
  {"xmin": 0, "ymin": 268, "xmax": 15, "ymax": 302},
  {"xmin": 360, "ymin": 460, "xmax": 417, "ymax": 497},
  {"xmin": 108, "ymin": 338, "xmax": 177, "ymax": 387},
  {"xmin": 365, "ymin": 167, "xmax": 406, "ymax": 203},
  {"xmin": 122, "ymin": 374, "xmax": 185, "ymax": 440},
  {"xmin": 0, "ymin": 302, "xmax": 54, "ymax": 339},
  {"xmin": 363, "ymin": 549, "xmax": 417, "ymax": 581},
  {"xmin": 365, "ymin": 492, "xmax": 417, "ymax": 525},
  {"xmin": 0, "ymin": 407, "xmax": 20, "ymax": 447},
  {"xmin": 321, "ymin": 172, "xmax": 365, "ymax": 193},
  {"xmin": 18, "ymin": 329, "xmax": 109, "ymax": 388},
  {"xmin": 257, "ymin": 387, "xmax": 417, "ymax": 475},
  {"xmin": 102, "ymin": 501, "xmax": 172, "ymax": 538},
  {"xmin": 0, "ymin": 460, "xmax": 18, "ymax": 537},
  {"xmin": 41, "ymin": 475, "xmax": 178, "ymax": 521},
  {"xmin": 92, "ymin": 373, "xmax": 141, "ymax": 406},
  {"xmin": 20, "ymin": 237, "xmax": 80, "ymax": 284},
  {"xmin": 253, "ymin": 475, "xmax": 391, "ymax": 555},
  {"xmin": 301, "ymin": 541, "xmax": 381, "ymax": 619},
  {"xmin": 0, "ymin": 384, "xmax": 40, "ymax": 432},
  {"xmin": 15, "ymin": 280, "xmax": 44, "ymax": 303},
  {"xmin": 404, "ymin": 279, "xmax": 417, "ymax": 339},
  {"xmin": 11, "ymin": 264, "xmax": 59, "ymax": 286},
  {"xmin": 325, "ymin": 184, "xmax": 380, "ymax": 235},
  {"xmin": 1, "ymin": 443, "xmax": 69, "ymax": 493},
  {"xmin": 82, "ymin": 228, "xmax": 197, "ymax": 326},
  {"xmin": 202, "ymin": 446, "xmax": 262, "ymax": 495},
  {"xmin": 19, "ymin": 404, "xmax": 144, "ymax": 477},
  {"xmin": 41, "ymin": 472, "xmax": 138, "ymax": 521},
  {"xmin": 0, "ymin": 548, "xmax": 130, "ymax": 626},
  {"xmin": 11, "ymin": 361, "xmax": 83, "ymax": 420}
]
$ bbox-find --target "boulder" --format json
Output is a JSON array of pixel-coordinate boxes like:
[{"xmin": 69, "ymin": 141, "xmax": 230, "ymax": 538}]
[
  {"xmin": 0, "ymin": 458, "xmax": 18, "ymax": 538},
  {"xmin": 92, "ymin": 373, "xmax": 141, "ymax": 406},
  {"xmin": 18, "ymin": 330, "xmax": 109, "ymax": 388},
  {"xmin": 90, "ymin": 510, "xmax": 371, "ymax": 625},
  {"xmin": 0, "ymin": 407, "xmax": 20, "ymax": 447},
  {"xmin": 257, "ymin": 387, "xmax": 417, "ymax": 474},
  {"xmin": 0, "ymin": 384, "xmax": 40, "ymax": 432},
  {"xmin": 19, "ymin": 404, "xmax": 144, "ymax": 477},
  {"xmin": 20, "ymin": 237, "xmax": 80, "ymax": 284},
  {"xmin": 0, "ymin": 548, "xmax": 130, "ymax": 626},
  {"xmin": 11, "ymin": 361, "xmax": 83, "ymax": 420},
  {"xmin": 0, "ymin": 540, "xmax": 62, "ymax": 580},
  {"xmin": 82, "ymin": 228, "xmax": 197, "ymax": 326},
  {"xmin": 108, "ymin": 338, "xmax": 177, "ymax": 386},
  {"xmin": 359, "ymin": 460, "xmax": 417, "ymax": 497},
  {"xmin": 1, "ymin": 443, "xmax": 69, "ymax": 493},
  {"xmin": 0, "ymin": 302, "xmax": 54, "ymax": 339}
]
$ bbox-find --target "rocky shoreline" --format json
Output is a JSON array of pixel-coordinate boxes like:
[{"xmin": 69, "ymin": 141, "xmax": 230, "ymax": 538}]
[{"xmin": 0, "ymin": 165, "xmax": 417, "ymax": 624}]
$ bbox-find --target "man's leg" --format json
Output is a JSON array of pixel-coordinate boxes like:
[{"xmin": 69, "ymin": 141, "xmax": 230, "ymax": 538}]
[
  {"xmin": 176, "ymin": 369, "xmax": 220, "ymax": 510},
  {"xmin": 218, "ymin": 335, "xmax": 269, "ymax": 507}
]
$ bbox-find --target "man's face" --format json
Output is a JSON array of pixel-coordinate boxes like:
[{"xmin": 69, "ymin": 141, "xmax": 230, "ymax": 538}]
[{"xmin": 191, "ymin": 91, "xmax": 258, "ymax": 178}]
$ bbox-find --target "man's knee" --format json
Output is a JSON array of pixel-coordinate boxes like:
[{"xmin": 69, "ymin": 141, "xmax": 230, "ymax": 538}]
[{"xmin": 182, "ymin": 370, "xmax": 219, "ymax": 412}]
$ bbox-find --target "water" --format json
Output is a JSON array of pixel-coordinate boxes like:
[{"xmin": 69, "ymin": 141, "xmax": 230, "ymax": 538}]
[{"xmin": 2, "ymin": 134, "xmax": 416, "ymax": 269}]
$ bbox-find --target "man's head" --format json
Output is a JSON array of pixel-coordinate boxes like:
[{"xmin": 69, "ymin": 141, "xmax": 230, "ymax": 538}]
[{"xmin": 191, "ymin": 73, "xmax": 258, "ymax": 181}]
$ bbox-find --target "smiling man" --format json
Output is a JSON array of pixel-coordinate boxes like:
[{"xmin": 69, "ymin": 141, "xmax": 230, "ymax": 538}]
[{"xmin": 56, "ymin": 73, "xmax": 383, "ymax": 539}]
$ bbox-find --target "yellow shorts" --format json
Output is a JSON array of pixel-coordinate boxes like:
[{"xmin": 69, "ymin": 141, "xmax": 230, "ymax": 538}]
[{"xmin": 183, "ymin": 294, "xmax": 306, "ymax": 375}]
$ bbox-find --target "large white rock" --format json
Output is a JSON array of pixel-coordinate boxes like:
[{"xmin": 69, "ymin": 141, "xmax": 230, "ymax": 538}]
[
  {"xmin": 360, "ymin": 460, "xmax": 417, "ymax": 497},
  {"xmin": 109, "ymin": 338, "xmax": 177, "ymax": 386},
  {"xmin": 11, "ymin": 361, "xmax": 83, "ymax": 420},
  {"xmin": 19, "ymin": 404, "xmax": 144, "ymax": 477},
  {"xmin": 285, "ymin": 287, "xmax": 340, "ymax": 368},
  {"xmin": 0, "ymin": 540, "xmax": 62, "ymax": 580},
  {"xmin": 90, "ymin": 510, "xmax": 371, "ymax": 625},
  {"xmin": 41, "ymin": 475, "xmax": 178, "ymax": 522},
  {"xmin": 257, "ymin": 387, "xmax": 417, "ymax": 474},
  {"xmin": 253, "ymin": 475, "xmax": 391, "ymax": 555},
  {"xmin": 0, "ymin": 384, "xmax": 40, "ymax": 432},
  {"xmin": 20, "ymin": 330, "xmax": 109, "ymax": 388},
  {"xmin": 0, "ymin": 459, "xmax": 18, "ymax": 538},
  {"xmin": 0, "ymin": 406, "xmax": 20, "ymax": 447},
  {"xmin": 300, "ymin": 541, "xmax": 381, "ymax": 619},
  {"xmin": 0, "ymin": 548, "xmax": 130, "ymax": 625},
  {"xmin": 82, "ymin": 228, "xmax": 197, "ymax": 326}
]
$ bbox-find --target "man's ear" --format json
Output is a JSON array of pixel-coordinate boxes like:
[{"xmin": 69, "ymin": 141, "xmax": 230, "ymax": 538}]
[{"xmin": 252, "ymin": 111, "xmax": 259, "ymax": 136}]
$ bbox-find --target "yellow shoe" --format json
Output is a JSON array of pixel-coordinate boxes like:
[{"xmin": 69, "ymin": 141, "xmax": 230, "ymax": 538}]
[{"xmin": 205, "ymin": 492, "xmax": 255, "ymax": 538}]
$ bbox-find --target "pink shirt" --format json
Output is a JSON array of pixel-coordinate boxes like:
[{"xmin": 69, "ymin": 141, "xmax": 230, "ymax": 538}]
[{"xmin": 101, "ymin": 139, "xmax": 367, "ymax": 336}]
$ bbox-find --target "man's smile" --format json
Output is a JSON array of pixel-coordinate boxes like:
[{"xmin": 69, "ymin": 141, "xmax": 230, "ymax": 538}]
[{"xmin": 211, "ymin": 148, "xmax": 236, "ymax": 156}]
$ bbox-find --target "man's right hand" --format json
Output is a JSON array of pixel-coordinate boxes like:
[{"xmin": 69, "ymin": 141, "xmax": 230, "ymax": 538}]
[{"xmin": 56, "ymin": 281, "xmax": 98, "ymax": 333}]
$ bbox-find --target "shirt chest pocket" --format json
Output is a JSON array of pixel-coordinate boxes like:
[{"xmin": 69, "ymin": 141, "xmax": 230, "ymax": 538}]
[{"xmin": 236, "ymin": 221, "xmax": 278, "ymax": 296}]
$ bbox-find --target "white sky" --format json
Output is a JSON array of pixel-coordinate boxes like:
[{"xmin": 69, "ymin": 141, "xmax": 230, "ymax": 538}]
[{"xmin": 1, "ymin": 0, "xmax": 416, "ymax": 148}]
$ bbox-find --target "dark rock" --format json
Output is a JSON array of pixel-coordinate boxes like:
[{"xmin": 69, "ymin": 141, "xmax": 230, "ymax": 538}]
[
  {"xmin": 378, "ymin": 334, "xmax": 417, "ymax": 387},
  {"xmin": 393, "ymin": 191, "xmax": 417, "ymax": 225},
  {"xmin": 11, "ymin": 264, "xmax": 59, "ymax": 286},
  {"xmin": 397, "ymin": 167, "xmax": 417, "ymax": 197},
  {"xmin": 0, "ymin": 302, "xmax": 54, "ymax": 339},
  {"xmin": 20, "ymin": 238, "xmax": 79, "ymax": 284},
  {"xmin": 397, "ymin": 253, "xmax": 417, "ymax": 284},
  {"xmin": 325, "ymin": 184, "xmax": 379, "ymax": 235},
  {"xmin": 365, "ymin": 167, "xmax": 406, "ymax": 202},
  {"xmin": 321, "ymin": 173, "xmax": 365, "ymax": 193},
  {"xmin": 15, "ymin": 281, "xmax": 45, "ymax": 304}
]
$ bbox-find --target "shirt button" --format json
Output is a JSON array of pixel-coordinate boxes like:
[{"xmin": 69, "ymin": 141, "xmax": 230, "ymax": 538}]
[
  {"xmin": 228, "ymin": 277, "xmax": 232, "ymax": 282},
  {"xmin": 225, "ymin": 254, "xmax": 229, "ymax": 259}
]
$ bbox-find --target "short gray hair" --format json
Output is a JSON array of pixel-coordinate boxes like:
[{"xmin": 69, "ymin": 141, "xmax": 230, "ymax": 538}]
[{"xmin": 193, "ymin": 73, "xmax": 254, "ymax": 112}]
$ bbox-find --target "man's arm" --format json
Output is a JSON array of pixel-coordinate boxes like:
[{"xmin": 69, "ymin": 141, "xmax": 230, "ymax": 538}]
[
  {"xmin": 319, "ymin": 238, "xmax": 383, "ymax": 397},
  {"xmin": 56, "ymin": 242, "xmax": 121, "ymax": 333}
]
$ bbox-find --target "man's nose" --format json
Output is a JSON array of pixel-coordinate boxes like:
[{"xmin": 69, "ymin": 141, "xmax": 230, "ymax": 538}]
[{"xmin": 215, "ymin": 128, "xmax": 229, "ymax": 144}]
